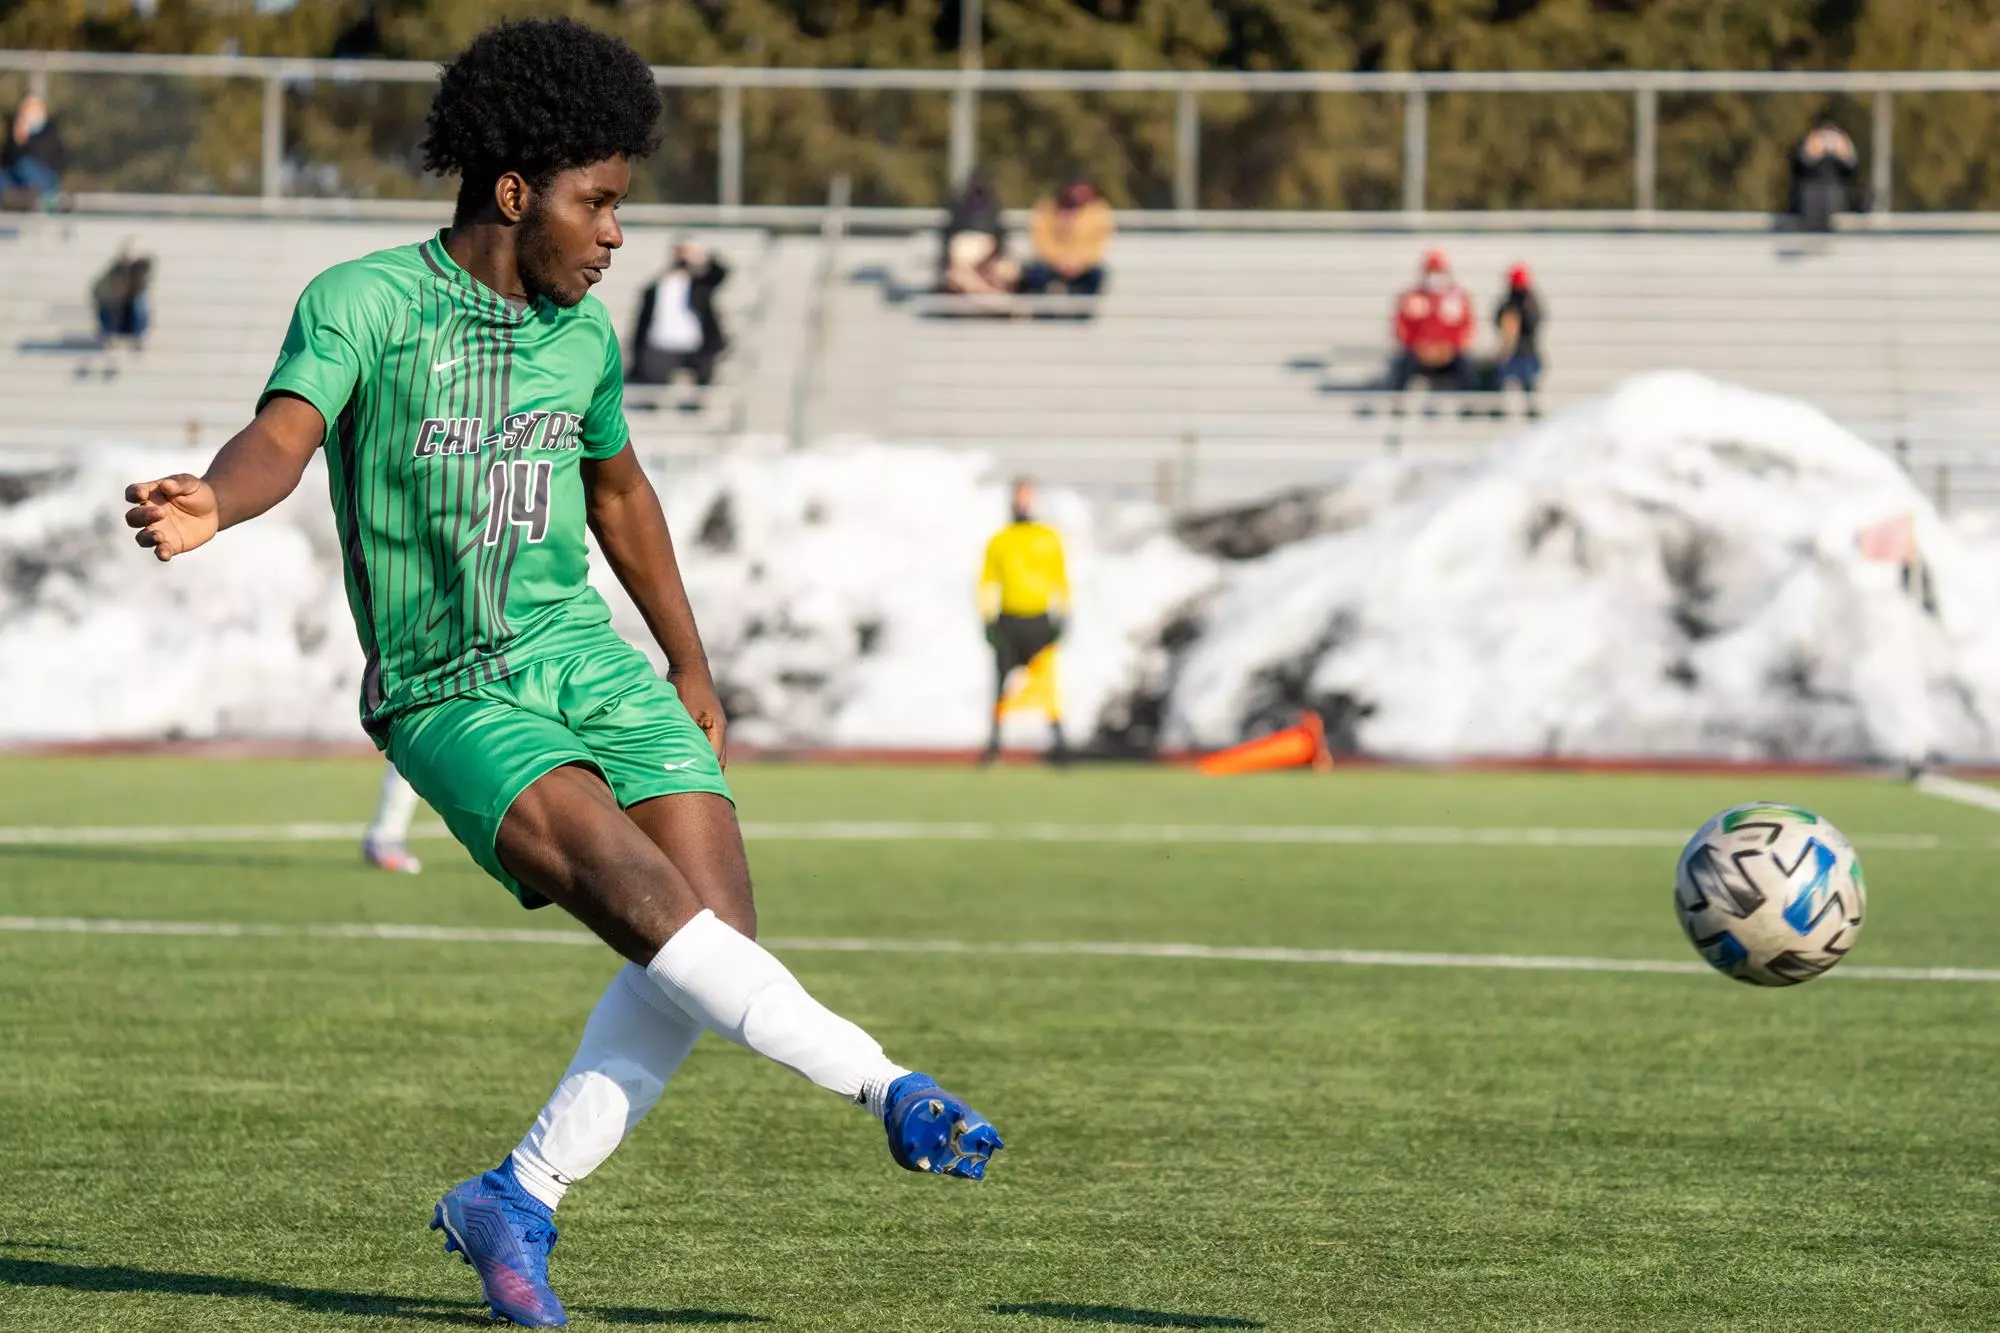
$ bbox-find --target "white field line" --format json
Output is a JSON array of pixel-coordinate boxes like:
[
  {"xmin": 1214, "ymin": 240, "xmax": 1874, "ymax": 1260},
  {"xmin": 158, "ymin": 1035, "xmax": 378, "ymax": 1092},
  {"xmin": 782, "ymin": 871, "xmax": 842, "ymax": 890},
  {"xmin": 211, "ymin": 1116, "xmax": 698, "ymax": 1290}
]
[
  {"xmin": 0, "ymin": 820, "xmax": 398, "ymax": 845},
  {"xmin": 0, "ymin": 913, "xmax": 1995, "ymax": 984},
  {"xmin": 1913, "ymin": 772, "xmax": 2000, "ymax": 815},
  {"xmin": 0, "ymin": 818, "xmax": 1949, "ymax": 852}
]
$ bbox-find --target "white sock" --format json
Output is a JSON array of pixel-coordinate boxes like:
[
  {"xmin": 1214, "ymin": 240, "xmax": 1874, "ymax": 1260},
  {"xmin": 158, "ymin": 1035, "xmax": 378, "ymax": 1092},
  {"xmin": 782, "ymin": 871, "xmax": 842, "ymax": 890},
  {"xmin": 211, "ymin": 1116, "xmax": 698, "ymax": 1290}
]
[
  {"xmin": 509, "ymin": 963, "xmax": 702, "ymax": 1211},
  {"xmin": 646, "ymin": 909, "xmax": 910, "ymax": 1108},
  {"xmin": 367, "ymin": 763, "xmax": 421, "ymax": 845}
]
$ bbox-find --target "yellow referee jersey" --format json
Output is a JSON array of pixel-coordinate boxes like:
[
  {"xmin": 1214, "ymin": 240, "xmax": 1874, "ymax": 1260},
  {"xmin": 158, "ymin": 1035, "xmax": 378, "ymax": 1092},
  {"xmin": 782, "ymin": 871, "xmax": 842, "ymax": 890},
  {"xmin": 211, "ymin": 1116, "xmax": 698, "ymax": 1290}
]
[{"xmin": 979, "ymin": 520, "xmax": 1069, "ymax": 618}]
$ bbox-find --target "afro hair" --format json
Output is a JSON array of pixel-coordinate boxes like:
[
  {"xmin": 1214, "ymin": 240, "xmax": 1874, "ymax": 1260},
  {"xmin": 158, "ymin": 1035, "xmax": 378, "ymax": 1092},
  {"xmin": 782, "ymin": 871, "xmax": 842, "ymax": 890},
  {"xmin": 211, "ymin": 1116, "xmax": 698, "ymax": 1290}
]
[{"xmin": 421, "ymin": 18, "xmax": 662, "ymax": 218}]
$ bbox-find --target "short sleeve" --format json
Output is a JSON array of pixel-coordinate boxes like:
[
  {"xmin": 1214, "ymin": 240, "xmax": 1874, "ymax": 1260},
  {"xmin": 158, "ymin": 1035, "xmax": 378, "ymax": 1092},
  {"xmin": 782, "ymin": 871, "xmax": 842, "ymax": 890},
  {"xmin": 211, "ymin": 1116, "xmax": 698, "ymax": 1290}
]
[
  {"xmin": 580, "ymin": 314, "xmax": 630, "ymax": 460},
  {"xmin": 259, "ymin": 263, "xmax": 386, "ymax": 438}
]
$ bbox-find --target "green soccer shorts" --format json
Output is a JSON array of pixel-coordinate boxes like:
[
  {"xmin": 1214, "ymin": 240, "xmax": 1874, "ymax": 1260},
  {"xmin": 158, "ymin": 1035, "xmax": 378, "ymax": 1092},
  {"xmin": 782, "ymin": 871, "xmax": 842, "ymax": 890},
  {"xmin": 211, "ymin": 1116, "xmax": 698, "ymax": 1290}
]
[{"xmin": 385, "ymin": 627, "xmax": 733, "ymax": 908}]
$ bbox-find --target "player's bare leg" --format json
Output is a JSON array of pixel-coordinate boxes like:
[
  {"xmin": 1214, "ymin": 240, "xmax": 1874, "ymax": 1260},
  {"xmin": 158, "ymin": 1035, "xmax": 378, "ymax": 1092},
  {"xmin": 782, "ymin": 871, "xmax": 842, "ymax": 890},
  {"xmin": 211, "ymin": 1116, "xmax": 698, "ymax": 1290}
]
[
  {"xmin": 494, "ymin": 763, "xmax": 700, "ymax": 961},
  {"xmin": 496, "ymin": 764, "xmax": 992, "ymax": 1142},
  {"xmin": 623, "ymin": 791, "xmax": 756, "ymax": 937},
  {"xmin": 496, "ymin": 790, "xmax": 757, "ymax": 1213},
  {"xmin": 436, "ymin": 765, "xmax": 1001, "ymax": 1323}
]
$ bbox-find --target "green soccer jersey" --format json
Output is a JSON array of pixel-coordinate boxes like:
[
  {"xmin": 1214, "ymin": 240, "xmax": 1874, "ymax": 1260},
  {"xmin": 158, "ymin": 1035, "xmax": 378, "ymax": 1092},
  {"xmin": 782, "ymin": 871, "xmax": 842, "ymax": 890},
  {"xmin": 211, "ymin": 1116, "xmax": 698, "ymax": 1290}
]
[{"xmin": 261, "ymin": 230, "xmax": 631, "ymax": 738}]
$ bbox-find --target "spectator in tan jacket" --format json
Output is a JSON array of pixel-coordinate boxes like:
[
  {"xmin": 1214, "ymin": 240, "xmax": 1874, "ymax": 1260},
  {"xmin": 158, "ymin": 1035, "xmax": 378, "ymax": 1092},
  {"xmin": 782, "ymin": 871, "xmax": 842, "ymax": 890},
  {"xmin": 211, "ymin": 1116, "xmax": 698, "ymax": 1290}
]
[{"xmin": 1021, "ymin": 178, "xmax": 1113, "ymax": 297}]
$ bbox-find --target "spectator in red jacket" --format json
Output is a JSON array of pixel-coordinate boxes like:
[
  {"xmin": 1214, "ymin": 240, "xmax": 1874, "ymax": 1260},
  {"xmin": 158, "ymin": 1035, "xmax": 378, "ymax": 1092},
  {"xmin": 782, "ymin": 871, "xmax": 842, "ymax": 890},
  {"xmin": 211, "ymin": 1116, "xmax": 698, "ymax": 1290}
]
[{"xmin": 1389, "ymin": 250, "xmax": 1474, "ymax": 390}]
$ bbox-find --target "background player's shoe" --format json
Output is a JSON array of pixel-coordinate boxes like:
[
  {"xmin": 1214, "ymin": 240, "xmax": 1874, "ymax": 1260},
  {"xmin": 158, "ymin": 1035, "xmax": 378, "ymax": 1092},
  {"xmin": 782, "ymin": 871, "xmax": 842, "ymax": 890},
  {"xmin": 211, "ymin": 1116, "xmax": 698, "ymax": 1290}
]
[
  {"xmin": 883, "ymin": 1072, "xmax": 1004, "ymax": 1179},
  {"xmin": 362, "ymin": 837, "xmax": 422, "ymax": 874},
  {"xmin": 431, "ymin": 1164, "xmax": 567, "ymax": 1327}
]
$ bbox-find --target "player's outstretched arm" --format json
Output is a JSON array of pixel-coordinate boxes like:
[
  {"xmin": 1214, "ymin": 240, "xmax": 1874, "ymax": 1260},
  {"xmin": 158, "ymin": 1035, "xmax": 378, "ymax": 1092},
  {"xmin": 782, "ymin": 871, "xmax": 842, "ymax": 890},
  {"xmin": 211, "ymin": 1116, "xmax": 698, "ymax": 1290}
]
[
  {"xmin": 583, "ymin": 446, "xmax": 727, "ymax": 764},
  {"xmin": 123, "ymin": 394, "xmax": 325, "ymax": 562}
]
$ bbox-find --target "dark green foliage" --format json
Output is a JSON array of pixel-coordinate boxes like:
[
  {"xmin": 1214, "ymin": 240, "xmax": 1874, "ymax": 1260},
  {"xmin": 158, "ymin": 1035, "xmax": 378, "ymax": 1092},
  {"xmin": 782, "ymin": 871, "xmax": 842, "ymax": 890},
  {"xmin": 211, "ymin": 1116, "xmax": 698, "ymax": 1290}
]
[{"xmin": 6, "ymin": 2, "xmax": 2000, "ymax": 208}]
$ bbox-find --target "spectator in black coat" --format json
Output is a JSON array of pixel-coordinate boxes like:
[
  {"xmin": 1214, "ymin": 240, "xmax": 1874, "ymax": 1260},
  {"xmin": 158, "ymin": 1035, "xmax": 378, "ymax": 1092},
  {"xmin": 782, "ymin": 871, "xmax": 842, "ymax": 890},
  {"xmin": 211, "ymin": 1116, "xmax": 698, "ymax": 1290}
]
[
  {"xmin": 1493, "ymin": 263, "xmax": 1543, "ymax": 393},
  {"xmin": 629, "ymin": 241, "xmax": 729, "ymax": 387},
  {"xmin": 0, "ymin": 94, "xmax": 66, "ymax": 210},
  {"xmin": 940, "ymin": 169, "xmax": 1005, "ymax": 290},
  {"xmin": 92, "ymin": 243, "xmax": 153, "ymax": 347},
  {"xmin": 1790, "ymin": 115, "xmax": 1858, "ymax": 232}
]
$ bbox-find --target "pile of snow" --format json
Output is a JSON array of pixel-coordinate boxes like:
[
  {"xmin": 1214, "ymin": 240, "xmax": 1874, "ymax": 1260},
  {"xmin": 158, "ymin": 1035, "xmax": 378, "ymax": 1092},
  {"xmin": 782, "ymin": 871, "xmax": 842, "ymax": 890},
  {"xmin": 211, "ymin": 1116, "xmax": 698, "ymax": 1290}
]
[
  {"xmin": 634, "ymin": 444, "xmax": 1213, "ymax": 748},
  {"xmin": 1164, "ymin": 372, "xmax": 2000, "ymax": 761},
  {"xmin": 4, "ymin": 372, "xmax": 1998, "ymax": 761},
  {"xmin": 0, "ymin": 448, "xmax": 362, "ymax": 740},
  {"xmin": 0, "ymin": 443, "xmax": 1213, "ymax": 748}
]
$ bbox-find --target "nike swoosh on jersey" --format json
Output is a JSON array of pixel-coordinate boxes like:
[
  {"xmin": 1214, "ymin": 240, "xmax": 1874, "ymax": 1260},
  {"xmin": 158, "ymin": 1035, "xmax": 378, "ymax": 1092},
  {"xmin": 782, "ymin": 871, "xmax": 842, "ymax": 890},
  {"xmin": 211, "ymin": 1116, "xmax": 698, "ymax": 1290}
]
[
  {"xmin": 431, "ymin": 356, "xmax": 464, "ymax": 376},
  {"xmin": 663, "ymin": 760, "xmax": 697, "ymax": 771}
]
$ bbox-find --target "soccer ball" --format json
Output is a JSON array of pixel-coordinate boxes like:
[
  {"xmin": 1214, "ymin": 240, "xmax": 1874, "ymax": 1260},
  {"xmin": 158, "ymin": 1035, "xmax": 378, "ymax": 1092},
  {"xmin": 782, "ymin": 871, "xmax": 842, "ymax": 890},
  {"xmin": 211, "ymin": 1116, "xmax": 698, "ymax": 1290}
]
[{"xmin": 1673, "ymin": 803, "xmax": 1866, "ymax": 986}]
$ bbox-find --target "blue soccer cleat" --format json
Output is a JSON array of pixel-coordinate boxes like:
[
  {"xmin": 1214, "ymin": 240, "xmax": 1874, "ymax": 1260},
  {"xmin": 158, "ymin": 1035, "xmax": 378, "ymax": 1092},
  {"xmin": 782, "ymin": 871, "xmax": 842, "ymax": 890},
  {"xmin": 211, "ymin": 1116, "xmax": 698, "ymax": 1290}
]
[
  {"xmin": 430, "ymin": 1164, "xmax": 567, "ymax": 1327},
  {"xmin": 883, "ymin": 1073, "xmax": 1004, "ymax": 1180}
]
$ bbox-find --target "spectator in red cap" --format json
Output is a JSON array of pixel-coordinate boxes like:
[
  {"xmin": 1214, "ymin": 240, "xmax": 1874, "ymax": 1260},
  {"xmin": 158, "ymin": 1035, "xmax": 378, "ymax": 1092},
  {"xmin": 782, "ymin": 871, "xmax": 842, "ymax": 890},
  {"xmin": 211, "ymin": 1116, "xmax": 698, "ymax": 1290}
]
[
  {"xmin": 1493, "ymin": 263, "xmax": 1543, "ymax": 396},
  {"xmin": 1389, "ymin": 250, "xmax": 1474, "ymax": 390}
]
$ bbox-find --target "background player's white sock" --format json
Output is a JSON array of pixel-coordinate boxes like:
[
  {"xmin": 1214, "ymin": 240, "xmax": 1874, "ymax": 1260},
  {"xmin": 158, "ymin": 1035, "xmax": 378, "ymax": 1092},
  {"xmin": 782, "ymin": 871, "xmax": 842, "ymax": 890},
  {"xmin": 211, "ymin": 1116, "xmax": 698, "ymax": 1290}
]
[
  {"xmin": 509, "ymin": 963, "xmax": 702, "ymax": 1211},
  {"xmin": 366, "ymin": 762, "xmax": 422, "ymax": 845},
  {"xmin": 646, "ymin": 909, "xmax": 910, "ymax": 1107}
]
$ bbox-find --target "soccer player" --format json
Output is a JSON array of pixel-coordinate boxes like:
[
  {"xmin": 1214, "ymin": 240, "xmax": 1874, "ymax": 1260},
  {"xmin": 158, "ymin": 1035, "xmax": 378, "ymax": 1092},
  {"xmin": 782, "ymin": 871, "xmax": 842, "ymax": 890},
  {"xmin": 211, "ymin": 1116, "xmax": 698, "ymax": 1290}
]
[
  {"xmin": 978, "ymin": 476, "xmax": 1070, "ymax": 764},
  {"xmin": 122, "ymin": 19, "xmax": 1001, "ymax": 1328},
  {"xmin": 362, "ymin": 762, "xmax": 424, "ymax": 874}
]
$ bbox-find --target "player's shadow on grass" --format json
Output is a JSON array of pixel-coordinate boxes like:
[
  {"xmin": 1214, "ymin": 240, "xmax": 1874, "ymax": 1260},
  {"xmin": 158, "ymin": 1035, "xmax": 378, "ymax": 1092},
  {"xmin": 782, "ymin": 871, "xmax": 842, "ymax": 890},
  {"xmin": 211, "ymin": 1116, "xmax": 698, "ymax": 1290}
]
[
  {"xmin": 595, "ymin": 1310, "xmax": 766, "ymax": 1326},
  {"xmin": 989, "ymin": 1305, "xmax": 1261, "ymax": 1330},
  {"xmin": 0, "ymin": 1237, "xmax": 85, "ymax": 1252},
  {"xmin": 0, "ymin": 1257, "xmax": 763, "ymax": 1327},
  {"xmin": 0, "ymin": 1256, "xmax": 484, "ymax": 1324}
]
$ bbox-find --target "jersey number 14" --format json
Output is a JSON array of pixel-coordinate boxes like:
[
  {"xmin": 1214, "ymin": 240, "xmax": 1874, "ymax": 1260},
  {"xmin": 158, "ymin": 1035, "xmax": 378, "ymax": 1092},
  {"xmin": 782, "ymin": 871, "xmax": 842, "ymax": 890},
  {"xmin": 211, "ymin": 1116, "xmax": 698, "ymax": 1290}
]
[{"xmin": 483, "ymin": 460, "xmax": 554, "ymax": 546}]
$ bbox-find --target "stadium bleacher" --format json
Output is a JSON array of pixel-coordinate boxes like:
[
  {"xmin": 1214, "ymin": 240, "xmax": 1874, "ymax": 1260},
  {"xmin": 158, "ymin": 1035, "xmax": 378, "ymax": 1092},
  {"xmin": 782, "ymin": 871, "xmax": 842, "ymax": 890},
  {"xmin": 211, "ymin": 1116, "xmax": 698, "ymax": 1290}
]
[
  {"xmin": 6, "ymin": 216, "xmax": 2000, "ymax": 508},
  {"xmin": 820, "ymin": 230, "xmax": 2000, "ymax": 505},
  {"xmin": 0, "ymin": 216, "xmax": 780, "ymax": 464}
]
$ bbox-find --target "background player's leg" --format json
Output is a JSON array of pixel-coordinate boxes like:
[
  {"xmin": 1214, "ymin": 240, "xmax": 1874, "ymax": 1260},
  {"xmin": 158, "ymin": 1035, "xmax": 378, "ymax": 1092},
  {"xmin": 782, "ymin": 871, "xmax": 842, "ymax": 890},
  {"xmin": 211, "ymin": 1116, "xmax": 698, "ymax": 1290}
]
[
  {"xmin": 624, "ymin": 792, "xmax": 755, "ymax": 936},
  {"xmin": 497, "ymin": 764, "xmax": 909, "ymax": 1105},
  {"xmin": 985, "ymin": 619, "xmax": 1021, "ymax": 763},
  {"xmin": 1018, "ymin": 622, "xmax": 1068, "ymax": 763},
  {"xmin": 362, "ymin": 762, "xmax": 424, "ymax": 874},
  {"xmin": 985, "ymin": 652, "xmax": 1006, "ymax": 762}
]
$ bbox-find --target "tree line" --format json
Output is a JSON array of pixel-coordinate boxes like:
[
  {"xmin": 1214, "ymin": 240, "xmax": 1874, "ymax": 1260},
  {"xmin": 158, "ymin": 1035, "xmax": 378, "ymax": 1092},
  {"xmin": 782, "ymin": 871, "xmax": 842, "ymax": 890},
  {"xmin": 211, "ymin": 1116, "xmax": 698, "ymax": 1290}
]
[{"xmin": 4, "ymin": 0, "xmax": 2000, "ymax": 211}]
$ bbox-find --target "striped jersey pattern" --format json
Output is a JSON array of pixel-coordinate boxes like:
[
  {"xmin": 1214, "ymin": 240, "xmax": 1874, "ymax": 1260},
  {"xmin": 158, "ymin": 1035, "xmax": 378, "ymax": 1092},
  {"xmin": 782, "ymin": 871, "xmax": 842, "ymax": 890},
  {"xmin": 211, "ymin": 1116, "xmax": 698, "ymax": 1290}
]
[{"xmin": 262, "ymin": 231, "xmax": 630, "ymax": 737}]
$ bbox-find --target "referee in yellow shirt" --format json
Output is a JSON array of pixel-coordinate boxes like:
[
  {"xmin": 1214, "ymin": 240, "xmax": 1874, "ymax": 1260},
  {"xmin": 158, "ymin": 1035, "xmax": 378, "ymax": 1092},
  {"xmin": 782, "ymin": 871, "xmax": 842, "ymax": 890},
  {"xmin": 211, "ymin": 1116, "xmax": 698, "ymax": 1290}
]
[{"xmin": 978, "ymin": 476, "xmax": 1070, "ymax": 765}]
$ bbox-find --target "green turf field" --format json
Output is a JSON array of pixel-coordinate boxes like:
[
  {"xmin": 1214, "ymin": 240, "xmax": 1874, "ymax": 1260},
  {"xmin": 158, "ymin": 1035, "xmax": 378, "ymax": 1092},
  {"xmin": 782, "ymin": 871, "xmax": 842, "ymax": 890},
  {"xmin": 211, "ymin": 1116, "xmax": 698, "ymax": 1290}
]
[{"xmin": 2, "ymin": 757, "xmax": 1998, "ymax": 1331}]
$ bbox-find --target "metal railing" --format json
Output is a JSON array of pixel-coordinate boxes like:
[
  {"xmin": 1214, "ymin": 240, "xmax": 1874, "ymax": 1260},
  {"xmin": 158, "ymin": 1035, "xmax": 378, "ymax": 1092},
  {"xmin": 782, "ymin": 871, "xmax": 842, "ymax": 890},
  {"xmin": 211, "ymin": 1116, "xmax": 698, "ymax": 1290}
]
[
  {"xmin": 790, "ymin": 174, "xmax": 852, "ymax": 450},
  {"xmin": 7, "ymin": 49, "xmax": 2000, "ymax": 217}
]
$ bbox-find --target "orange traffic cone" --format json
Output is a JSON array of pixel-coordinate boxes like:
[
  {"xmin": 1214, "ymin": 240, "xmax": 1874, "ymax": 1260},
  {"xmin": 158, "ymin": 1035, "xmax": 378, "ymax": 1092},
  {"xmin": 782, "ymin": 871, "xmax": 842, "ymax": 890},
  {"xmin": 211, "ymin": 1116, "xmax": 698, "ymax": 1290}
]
[{"xmin": 1197, "ymin": 711, "xmax": 1333, "ymax": 776}]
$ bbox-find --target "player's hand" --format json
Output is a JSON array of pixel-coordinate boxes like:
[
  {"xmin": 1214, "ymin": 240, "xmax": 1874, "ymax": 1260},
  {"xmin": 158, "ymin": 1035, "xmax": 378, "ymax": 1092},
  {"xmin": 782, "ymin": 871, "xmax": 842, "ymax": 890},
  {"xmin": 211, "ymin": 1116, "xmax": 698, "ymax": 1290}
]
[
  {"xmin": 673, "ymin": 671, "xmax": 729, "ymax": 768},
  {"xmin": 124, "ymin": 474, "xmax": 219, "ymax": 562}
]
